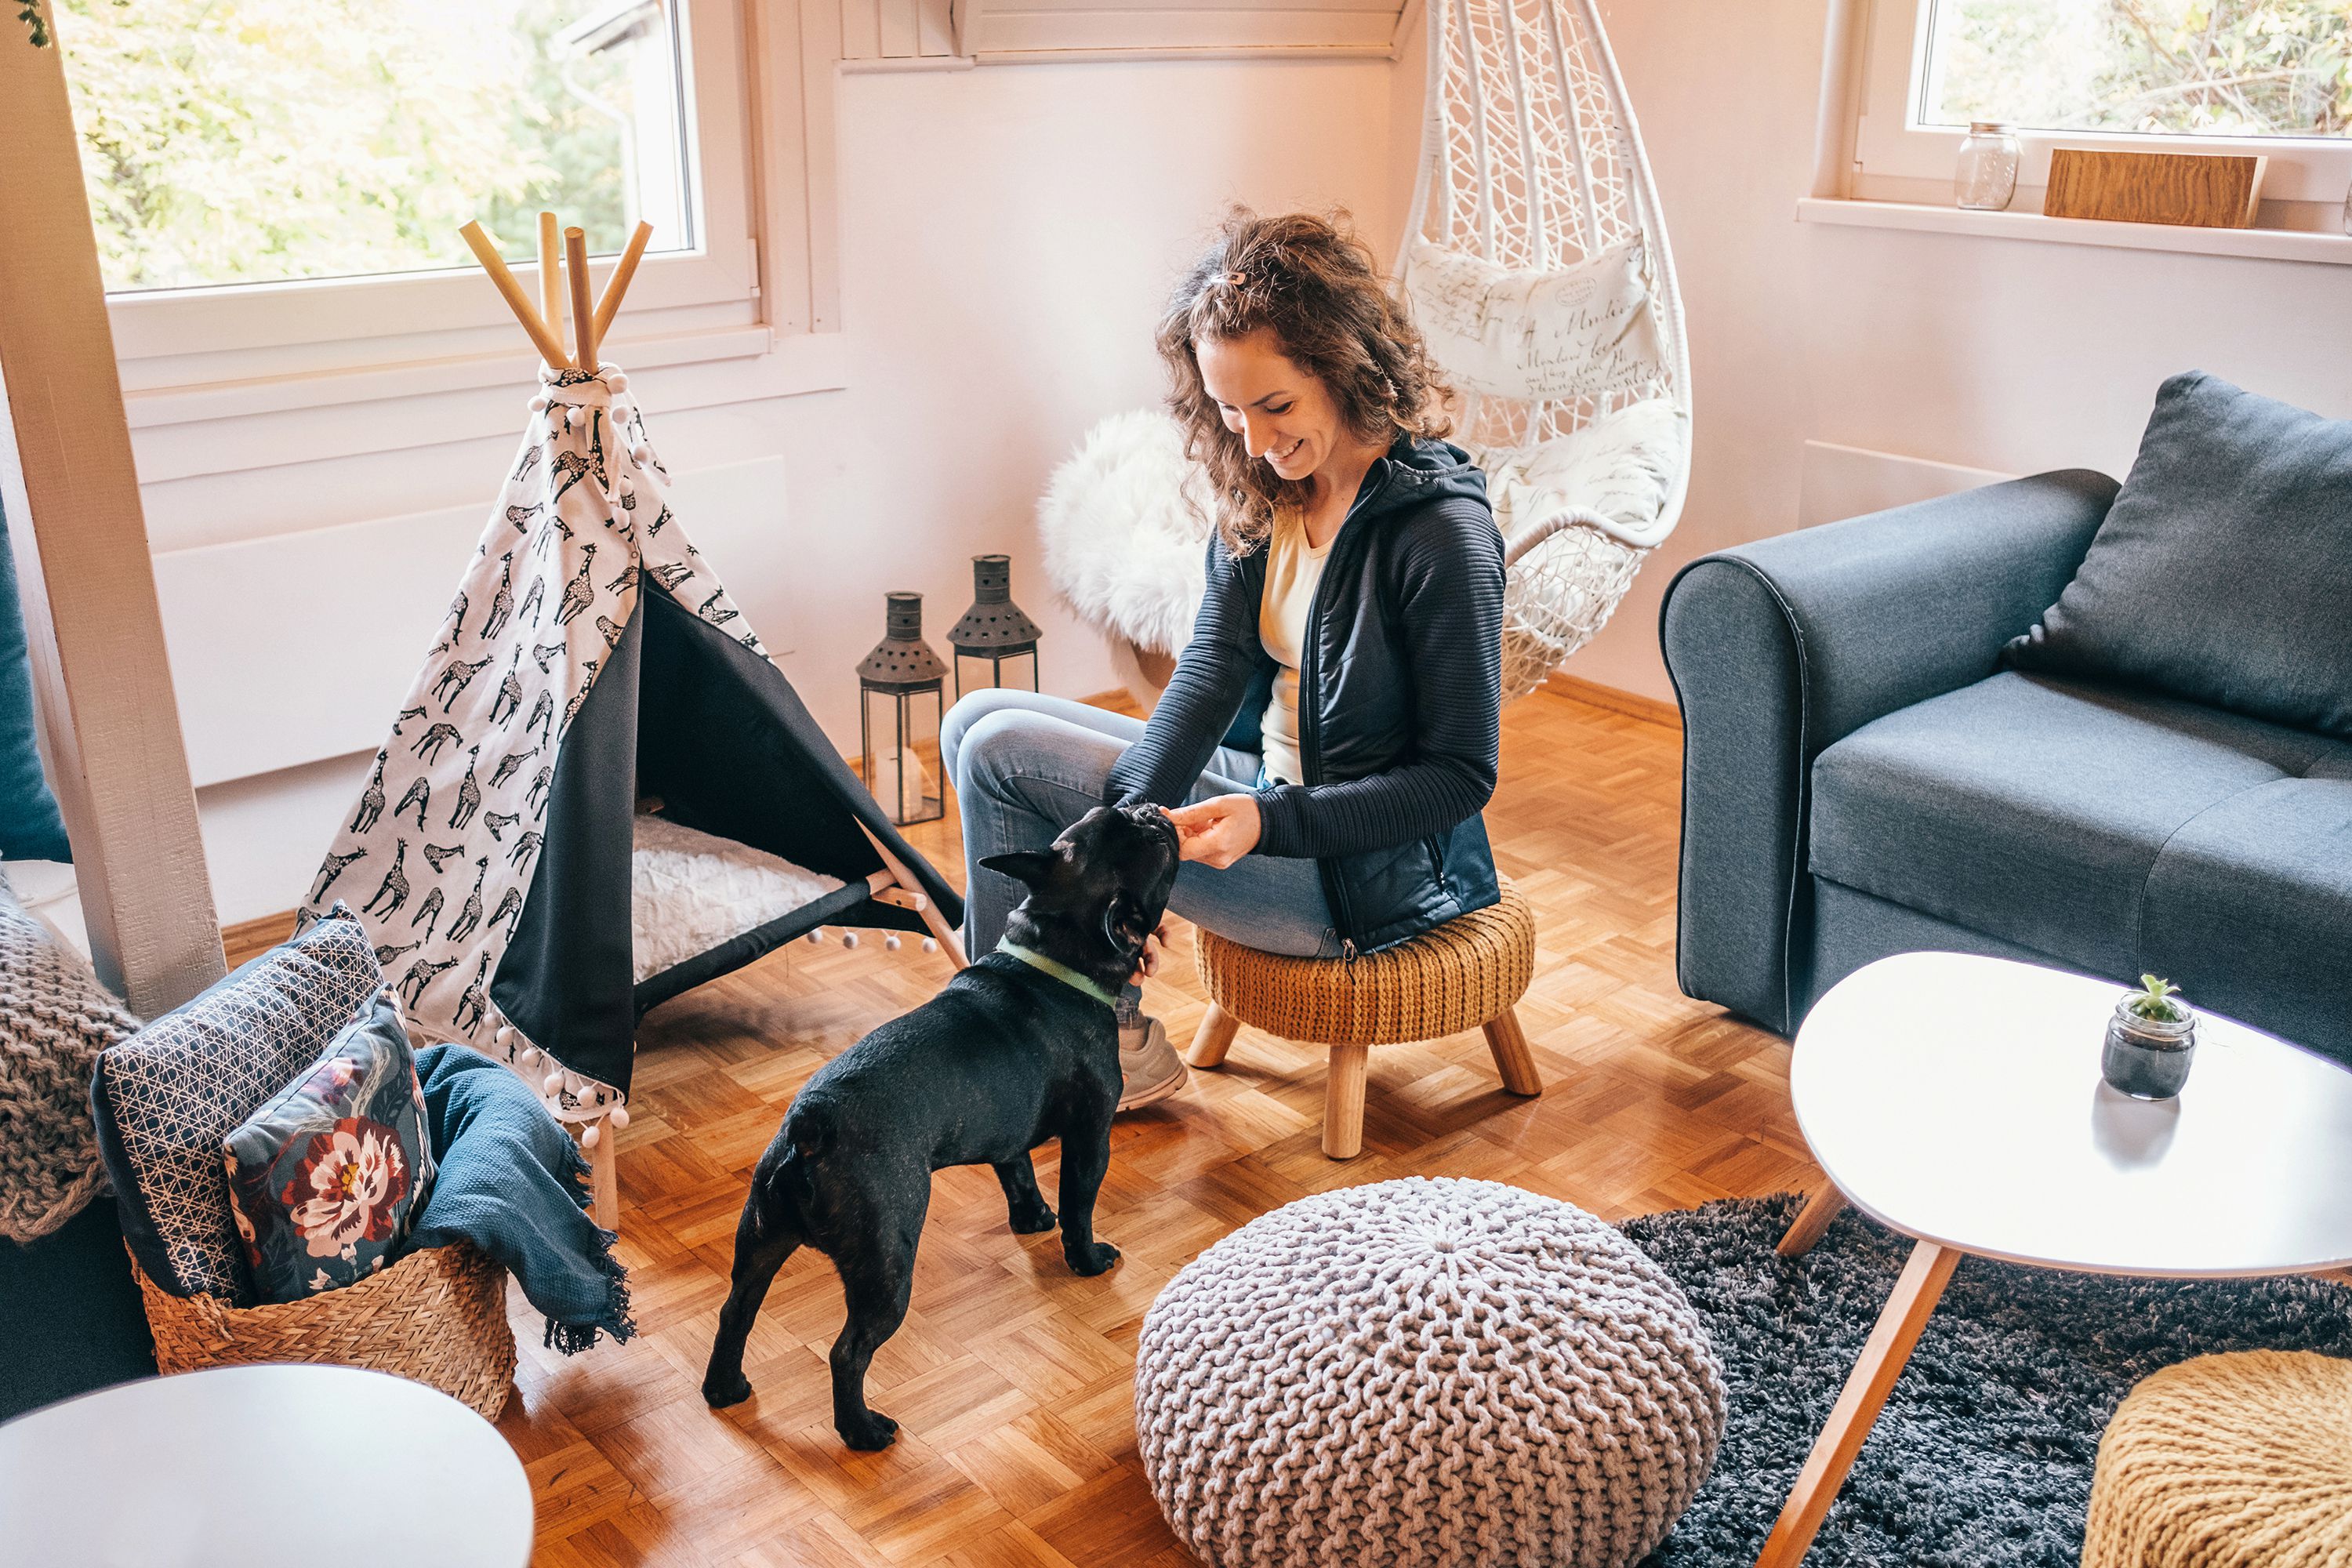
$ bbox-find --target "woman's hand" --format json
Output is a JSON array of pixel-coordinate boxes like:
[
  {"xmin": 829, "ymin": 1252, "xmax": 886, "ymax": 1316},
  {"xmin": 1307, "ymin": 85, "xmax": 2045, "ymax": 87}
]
[{"xmin": 1169, "ymin": 793, "xmax": 1262, "ymax": 869}]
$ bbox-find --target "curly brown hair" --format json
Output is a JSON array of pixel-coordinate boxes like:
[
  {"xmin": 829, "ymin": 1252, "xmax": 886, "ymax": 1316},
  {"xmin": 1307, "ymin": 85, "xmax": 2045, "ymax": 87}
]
[{"xmin": 1156, "ymin": 209, "xmax": 1453, "ymax": 556}]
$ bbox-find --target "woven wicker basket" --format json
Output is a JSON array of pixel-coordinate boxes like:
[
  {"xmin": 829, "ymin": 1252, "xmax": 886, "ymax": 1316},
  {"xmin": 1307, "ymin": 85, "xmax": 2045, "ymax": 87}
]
[{"xmin": 131, "ymin": 1241, "xmax": 517, "ymax": 1420}]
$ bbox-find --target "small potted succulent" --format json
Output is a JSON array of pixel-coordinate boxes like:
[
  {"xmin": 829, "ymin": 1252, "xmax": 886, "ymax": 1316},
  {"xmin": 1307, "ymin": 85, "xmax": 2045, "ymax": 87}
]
[{"xmin": 2101, "ymin": 975, "xmax": 2198, "ymax": 1099}]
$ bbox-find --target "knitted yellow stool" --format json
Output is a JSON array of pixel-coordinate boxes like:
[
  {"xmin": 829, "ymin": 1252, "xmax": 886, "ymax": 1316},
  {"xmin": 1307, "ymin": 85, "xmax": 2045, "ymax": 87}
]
[
  {"xmin": 2082, "ymin": 1350, "xmax": 2352, "ymax": 1568},
  {"xmin": 1187, "ymin": 880, "xmax": 1541, "ymax": 1160}
]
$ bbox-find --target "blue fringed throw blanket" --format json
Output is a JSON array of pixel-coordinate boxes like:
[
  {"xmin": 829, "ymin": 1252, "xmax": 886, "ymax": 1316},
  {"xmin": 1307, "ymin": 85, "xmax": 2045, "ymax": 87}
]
[{"xmin": 406, "ymin": 1044, "xmax": 634, "ymax": 1353}]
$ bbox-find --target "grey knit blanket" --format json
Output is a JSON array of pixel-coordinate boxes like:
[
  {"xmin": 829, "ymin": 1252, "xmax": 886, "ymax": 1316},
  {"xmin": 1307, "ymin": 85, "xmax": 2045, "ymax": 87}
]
[{"xmin": 0, "ymin": 876, "xmax": 140, "ymax": 1243}]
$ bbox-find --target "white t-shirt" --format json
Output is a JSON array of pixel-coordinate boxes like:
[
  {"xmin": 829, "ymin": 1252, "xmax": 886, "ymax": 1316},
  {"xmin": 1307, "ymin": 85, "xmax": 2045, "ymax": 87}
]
[{"xmin": 1258, "ymin": 508, "xmax": 1335, "ymax": 786}]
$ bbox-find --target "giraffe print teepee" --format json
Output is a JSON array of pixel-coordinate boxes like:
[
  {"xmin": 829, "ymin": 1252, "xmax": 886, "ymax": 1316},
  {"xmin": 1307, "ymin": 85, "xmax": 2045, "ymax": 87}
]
[
  {"xmin": 304, "ymin": 361, "xmax": 766, "ymax": 1117},
  {"xmin": 307, "ymin": 220, "xmax": 960, "ymax": 1141}
]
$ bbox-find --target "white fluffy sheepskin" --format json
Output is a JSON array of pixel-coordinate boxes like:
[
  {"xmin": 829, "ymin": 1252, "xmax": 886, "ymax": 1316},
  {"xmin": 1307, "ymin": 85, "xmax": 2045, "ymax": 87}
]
[{"xmin": 1037, "ymin": 408, "xmax": 1216, "ymax": 656}]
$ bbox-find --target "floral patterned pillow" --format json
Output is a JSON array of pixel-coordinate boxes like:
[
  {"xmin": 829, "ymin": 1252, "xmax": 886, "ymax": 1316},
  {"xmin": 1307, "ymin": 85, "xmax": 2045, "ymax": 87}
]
[{"xmin": 223, "ymin": 991, "xmax": 436, "ymax": 1302}]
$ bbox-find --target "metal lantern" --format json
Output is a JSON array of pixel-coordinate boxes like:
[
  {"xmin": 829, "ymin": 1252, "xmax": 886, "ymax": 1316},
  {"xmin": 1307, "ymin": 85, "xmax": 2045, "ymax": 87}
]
[
  {"xmin": 857, "ymin": 591, "xmax": 947, "ymax": 825},
  {"xmin": 947, "ymin": 554, "xmax": 1041, "ymax": 699}
]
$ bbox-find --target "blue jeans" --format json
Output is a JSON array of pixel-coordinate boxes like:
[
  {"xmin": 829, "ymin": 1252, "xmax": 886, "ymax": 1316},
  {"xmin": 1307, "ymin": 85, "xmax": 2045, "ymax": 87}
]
[{"xmin": 941, "ymin": 690, "xmax": 1344, "ymax": 964}]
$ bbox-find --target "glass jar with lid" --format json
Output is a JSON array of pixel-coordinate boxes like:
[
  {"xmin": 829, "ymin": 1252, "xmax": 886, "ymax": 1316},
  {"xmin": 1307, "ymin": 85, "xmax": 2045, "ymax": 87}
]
[{"xmin": 1955, "ymin": 122, "xmax": 2022, "ymax": 212}]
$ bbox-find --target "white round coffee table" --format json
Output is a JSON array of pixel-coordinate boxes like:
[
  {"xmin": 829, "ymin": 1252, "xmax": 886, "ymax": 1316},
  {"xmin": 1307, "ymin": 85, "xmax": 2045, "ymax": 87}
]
[
  {"xmin": 0, "ymin": 1364, "xmax": 534, "ymax": 1567},
  {"xmin": 1754, "ymin": 952, "xmax": 2352, "ymax": 1568}
]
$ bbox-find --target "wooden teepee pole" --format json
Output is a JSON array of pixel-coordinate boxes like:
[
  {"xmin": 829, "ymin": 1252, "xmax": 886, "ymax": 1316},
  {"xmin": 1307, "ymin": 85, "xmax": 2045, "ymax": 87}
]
[
  {"xmin": 459, "ymin": 220, "xmax": 569, "ymax": 369},
  {"xmin": 589, "ymin": 221, "xmax": 655, "ymax": 362},
  {"xmin": 537, "ymin": 212, "xmax": 565, "ymax": 365},
  {"xmin": 564, "ymin": 227, "xmax": 596, "ymax": 372}
]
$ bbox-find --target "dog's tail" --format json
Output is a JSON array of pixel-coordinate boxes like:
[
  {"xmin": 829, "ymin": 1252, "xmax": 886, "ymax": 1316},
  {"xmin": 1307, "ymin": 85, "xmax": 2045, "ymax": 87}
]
[{"xmin": 747, "ymin": 1105, "xmax": 832, "ymax": 1245}]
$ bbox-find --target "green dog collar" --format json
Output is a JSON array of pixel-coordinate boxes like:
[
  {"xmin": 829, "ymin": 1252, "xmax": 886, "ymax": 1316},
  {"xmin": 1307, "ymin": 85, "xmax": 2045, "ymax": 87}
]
[{"xmin": 996, "ymin": 939, "xmax": 1123, "ymax": 1010}]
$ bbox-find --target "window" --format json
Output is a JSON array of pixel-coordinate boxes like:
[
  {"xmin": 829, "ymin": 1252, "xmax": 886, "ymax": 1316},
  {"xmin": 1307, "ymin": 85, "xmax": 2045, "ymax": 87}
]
[
  {"xmin": 65, "ymin": 0, "xmax": 696, "ymax": 293},
  {"xmin": 56, "ymin": 0, "xmax": 760, "ymax": 378},
  {"xmin": 1849, "ymin": 0, "xmax": 2352, "ymax": 216}
]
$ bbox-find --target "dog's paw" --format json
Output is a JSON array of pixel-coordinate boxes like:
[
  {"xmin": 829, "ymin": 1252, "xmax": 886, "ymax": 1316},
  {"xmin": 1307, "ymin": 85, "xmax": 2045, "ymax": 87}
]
[
  {"xmin": 1007, "ymin": 1203, "xmax": 1058, "ymax": 1235},
  {"xmin": 702, "ymin": 1372, "xmax": 753, "ymax": 1409},
  {"xmin": 837, "ymin": 1410, "xmax": 899, "ymax": 1451},
  {"xmin": 1065, "ymin": 1240, "xmax": 1120, "ymax": 1277}
]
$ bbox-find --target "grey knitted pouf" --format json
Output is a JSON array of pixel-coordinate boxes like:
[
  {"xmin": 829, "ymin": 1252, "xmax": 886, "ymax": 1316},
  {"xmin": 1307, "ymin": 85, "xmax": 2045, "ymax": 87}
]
[{"xmin": 1135, "ymin": 1178, "xmax": 1726, "ymax": 1568}]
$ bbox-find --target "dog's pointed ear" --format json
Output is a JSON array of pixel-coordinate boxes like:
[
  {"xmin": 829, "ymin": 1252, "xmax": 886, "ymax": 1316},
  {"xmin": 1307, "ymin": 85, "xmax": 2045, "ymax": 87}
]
[
  {"xmin": 978, "ymin": 850, "xmax": 1058, "ymax": 890},
  {"xmin": 1101, "ymin": 890, "xmax": 1149, "ymax": 955}
]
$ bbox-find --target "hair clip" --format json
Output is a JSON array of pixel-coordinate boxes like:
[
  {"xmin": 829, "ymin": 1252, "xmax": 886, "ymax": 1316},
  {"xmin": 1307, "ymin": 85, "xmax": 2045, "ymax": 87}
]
[{"xmin": 1225, "ymin": 270, "xmax": 1247, "ymax": 287}]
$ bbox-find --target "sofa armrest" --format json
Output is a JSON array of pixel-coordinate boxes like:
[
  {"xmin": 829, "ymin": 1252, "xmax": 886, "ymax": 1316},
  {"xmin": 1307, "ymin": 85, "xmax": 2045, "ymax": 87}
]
[{"xmin": 1657, "ymin": 470, "xmax": 2118, "ymax": 1033}]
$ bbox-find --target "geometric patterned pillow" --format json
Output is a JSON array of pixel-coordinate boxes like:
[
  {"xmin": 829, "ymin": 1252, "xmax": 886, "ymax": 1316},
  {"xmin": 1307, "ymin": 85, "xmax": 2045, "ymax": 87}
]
[
  {"xmin": 224, "ymin": 990, "xmax": 434, "ymax": 1303},
  {"xmin": 89, "ymin": 907, "xmax": 381, "ymax": 1302}
]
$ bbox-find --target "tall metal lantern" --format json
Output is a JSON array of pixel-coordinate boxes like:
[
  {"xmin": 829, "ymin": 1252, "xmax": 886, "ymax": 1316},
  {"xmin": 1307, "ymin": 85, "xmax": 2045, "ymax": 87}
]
[
  {"xmin": 947, "ymin": 554, "xmax": 1041, "ymax": 699},
  {"xmin": 858, "ymin": 592, "xmax": 947, "ymax": 825}
]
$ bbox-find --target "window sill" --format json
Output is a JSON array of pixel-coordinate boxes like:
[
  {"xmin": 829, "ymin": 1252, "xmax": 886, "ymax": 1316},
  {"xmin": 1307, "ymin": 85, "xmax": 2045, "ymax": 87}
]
[
  {"xmin": 122, "ymin": 329, "xmax": 850, "ymax": 485},
  {"xmin": 1795, "ymin": 197, "xmax": 2352, "ymax": 267}
]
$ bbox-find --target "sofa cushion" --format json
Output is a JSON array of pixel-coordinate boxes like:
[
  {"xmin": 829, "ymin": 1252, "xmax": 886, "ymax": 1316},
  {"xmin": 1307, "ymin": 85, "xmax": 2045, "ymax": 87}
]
[
  {"xmin": 1810, "ymin": 671, "xmax": 2352, "ymax": 985},
  {"xmin": 2142, "ymin": 778, "xmax": 2352, "ymax": 1069},
  {"xmin": 2003, "ymin": 372, "xmax": 2352, "ymax": 739}
]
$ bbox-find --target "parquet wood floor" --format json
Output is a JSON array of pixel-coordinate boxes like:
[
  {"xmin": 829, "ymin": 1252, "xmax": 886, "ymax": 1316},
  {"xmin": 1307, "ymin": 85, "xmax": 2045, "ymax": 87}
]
[{"xmin": 489, "ymin": 689, "xmax": 1806, "ymax": 1565}]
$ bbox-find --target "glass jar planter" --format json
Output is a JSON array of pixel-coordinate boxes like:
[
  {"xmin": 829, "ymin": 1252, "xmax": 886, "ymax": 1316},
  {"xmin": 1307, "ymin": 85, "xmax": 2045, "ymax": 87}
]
[
  {"xmin": 2101, "ymin": 996, "xmax": 2198, "ymax": 1099},
  {"xmin": 1955, "ymin": 122, "xmax": 2022, "ymax": 212}
]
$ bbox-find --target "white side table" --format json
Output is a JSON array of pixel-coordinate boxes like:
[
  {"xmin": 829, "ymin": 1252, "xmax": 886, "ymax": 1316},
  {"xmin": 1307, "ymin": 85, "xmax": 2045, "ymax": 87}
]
[
  {"xmin": 0, "ymin": 1363, "xmax": 533, "ymax": 1568},
  {"xmin": 1755, "ymin": 952, "xmax": 2352, "ymax": 1568}
]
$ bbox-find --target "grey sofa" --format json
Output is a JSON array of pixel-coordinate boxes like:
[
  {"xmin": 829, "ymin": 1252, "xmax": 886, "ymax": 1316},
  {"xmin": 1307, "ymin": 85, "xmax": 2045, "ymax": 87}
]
[{"xmin": 1660, "ymin": 470, "xmax": 2352, "ymax": 1069}]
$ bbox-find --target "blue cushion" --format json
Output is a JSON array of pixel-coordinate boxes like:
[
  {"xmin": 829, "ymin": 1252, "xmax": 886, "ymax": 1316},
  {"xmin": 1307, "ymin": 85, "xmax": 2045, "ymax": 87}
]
[
  {"xmin": 223, "ymin": 993, "xmax": 435, "ymax": 1303},
  {"xmin": 2143, "ymin": 775, "xmax": 2352, "ymax": 1069},
  {"xmin": 2005, "ymin": 372, "xmax": 2352, "ymax": 739},
  {"xmin": 1810, "ymin": 671, "xmax": 2352, "ymax": 985},
  {"xmin": 0, "ymin": 495, "xmax": 69, "ymax": 862},
  {"xmin": 90, "ymin": 909, "xmax": 383, "ymax": 1301}
]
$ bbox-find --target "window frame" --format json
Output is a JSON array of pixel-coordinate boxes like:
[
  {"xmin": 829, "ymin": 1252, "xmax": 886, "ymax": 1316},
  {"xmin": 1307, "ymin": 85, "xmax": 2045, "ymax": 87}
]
[
  {"xmin": 96, "ymin": 0, "xmax": 761, "ymax": 379},
  {"xmin": 1849, "ymin": 0, "xmax": 2352, "ymax": 212}
]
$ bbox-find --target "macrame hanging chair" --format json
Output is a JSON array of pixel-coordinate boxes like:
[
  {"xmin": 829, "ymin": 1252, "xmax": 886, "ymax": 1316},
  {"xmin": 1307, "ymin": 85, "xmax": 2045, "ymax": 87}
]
[{"xmin": 1039, "ymin": 0, "xmax": 1690, "ymax": 706}]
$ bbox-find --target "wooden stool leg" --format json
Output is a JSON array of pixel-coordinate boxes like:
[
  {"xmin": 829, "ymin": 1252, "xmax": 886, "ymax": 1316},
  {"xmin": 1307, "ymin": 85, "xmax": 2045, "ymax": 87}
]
[
  {"xmin": 1323, "ymin": 1044, "xmax": 1369, "ymax": 1160},
  {"xmin": 1777, "ymin": 1182, "xmax": 1846, "ymax": 1258},
  {"xmin": 1753, "ymin": 1241, "xmax": 1961, "ymax": 1568},
  {"xmin": 1481, "ymin": 1007, "xmax": 1542, "ymax": 1096},
  {"xmin": 1187, "ymin": 1004, "xmax": 1240, "ymax": 1069},
  {"xmin": 586, "ymin": 1117, "xmax": 619, "ymax": 1233}
]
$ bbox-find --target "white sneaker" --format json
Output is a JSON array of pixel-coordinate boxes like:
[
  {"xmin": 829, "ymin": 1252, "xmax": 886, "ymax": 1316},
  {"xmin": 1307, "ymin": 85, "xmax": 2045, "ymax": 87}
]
[{"xmin": 1116, "ymin": 1016, "xmax": 1187, "ymax": 1111}]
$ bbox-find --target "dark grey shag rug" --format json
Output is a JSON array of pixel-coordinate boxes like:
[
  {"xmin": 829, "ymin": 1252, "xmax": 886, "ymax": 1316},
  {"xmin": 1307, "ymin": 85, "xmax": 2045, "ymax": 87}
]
[{"xmin": 1623, "ymin": 1194, "xmax": 2352, "ymax": 1567}]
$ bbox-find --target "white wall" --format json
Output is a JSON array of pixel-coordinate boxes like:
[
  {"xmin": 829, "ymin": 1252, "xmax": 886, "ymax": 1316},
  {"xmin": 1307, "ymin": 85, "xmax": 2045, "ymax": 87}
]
[
  {"xmin": 1580, "ymin": 0, "xmax": 2352, "ymax": 702},
  {"xmin": 151, "ymin": 5, "xmax": 2352, "ymax": 919},
  {"xmin": 164, "ymin": 55, "xmax": 1397, "ymax": 924}
]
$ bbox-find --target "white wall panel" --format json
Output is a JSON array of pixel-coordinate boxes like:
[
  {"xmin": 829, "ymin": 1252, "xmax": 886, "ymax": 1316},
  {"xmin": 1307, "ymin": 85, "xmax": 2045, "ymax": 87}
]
[
  {"xmin": 156, "ymin": 458, "xmax": 799, "ymax": 790},
  {"xmin": 844, "ymin": 0, "xmax": 1403, "ymax": 57}
]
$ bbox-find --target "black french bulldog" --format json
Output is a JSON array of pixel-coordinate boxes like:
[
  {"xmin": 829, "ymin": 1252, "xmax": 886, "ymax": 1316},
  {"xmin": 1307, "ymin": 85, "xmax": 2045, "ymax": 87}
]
[{"xmin": 701, "ymin": 802, "xmax": 1181, "ymax": 1450}]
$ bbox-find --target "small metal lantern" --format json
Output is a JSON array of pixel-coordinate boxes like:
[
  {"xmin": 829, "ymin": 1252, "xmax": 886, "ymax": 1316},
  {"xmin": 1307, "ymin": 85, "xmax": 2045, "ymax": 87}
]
[
  {"xmin": 947, "ymin": 554, "xmax": 1041, "ymax": 699},
  {"xmin": 858, "ymin": 591, "xmax": 947, "ymax": 825}
]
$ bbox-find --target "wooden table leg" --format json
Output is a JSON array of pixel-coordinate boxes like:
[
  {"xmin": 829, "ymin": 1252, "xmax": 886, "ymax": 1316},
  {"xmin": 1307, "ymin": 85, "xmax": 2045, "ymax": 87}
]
[
  {"xmin": 1753, "ymin": 1240, "xmax": 1961, "ymax": 1568},
  {"xmin": 1777, "ymin": 1183, "xmax": 1847, "ymax": 1258}
]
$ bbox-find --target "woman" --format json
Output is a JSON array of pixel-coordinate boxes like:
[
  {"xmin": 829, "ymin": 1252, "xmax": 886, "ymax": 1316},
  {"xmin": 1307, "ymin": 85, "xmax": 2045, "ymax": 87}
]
[{"xmin": 943, "ymin": 209, "xmax": 1505, "ymax": 1109}]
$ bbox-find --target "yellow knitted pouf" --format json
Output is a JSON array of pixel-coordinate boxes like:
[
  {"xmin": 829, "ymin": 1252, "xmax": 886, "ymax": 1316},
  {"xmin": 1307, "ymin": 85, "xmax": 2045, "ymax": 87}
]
[
  {"xmin": 1189, "ymin": 881, "xmax": 1541, "ymax": 1160},
  {"xmin": 2082, "ymin": 1350, "xmax": 2352, "ymax": 1568}
]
